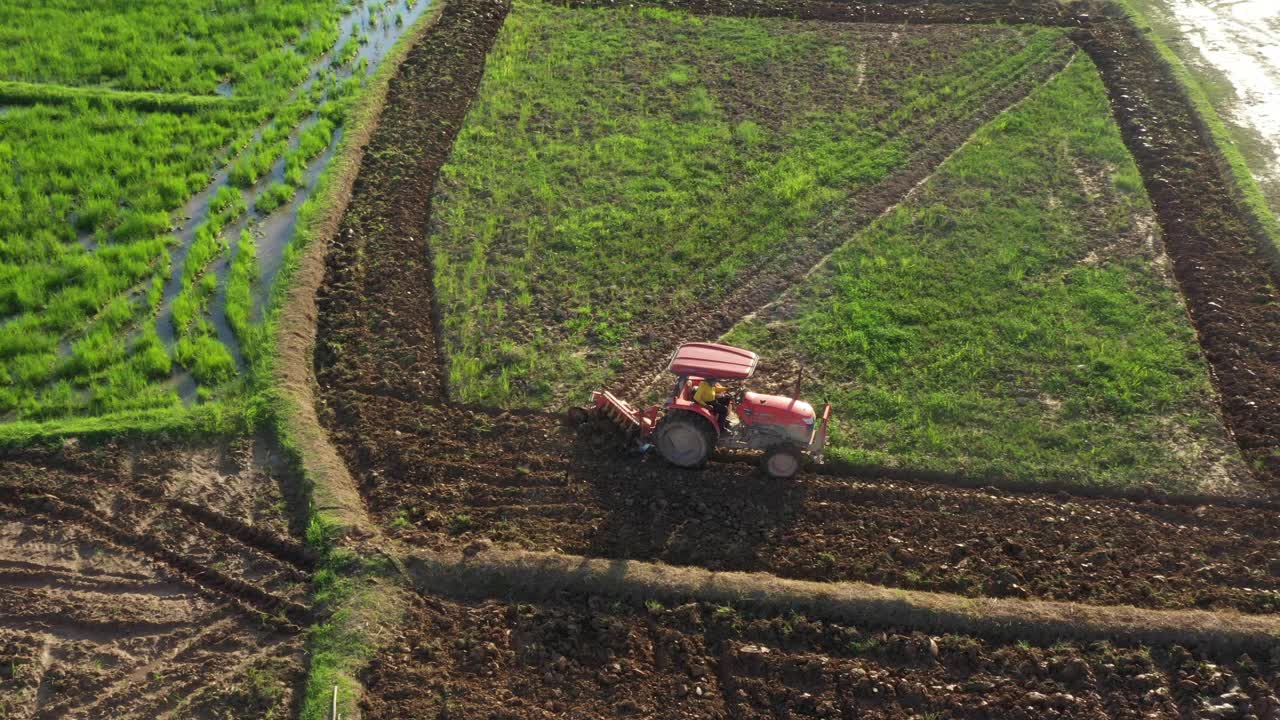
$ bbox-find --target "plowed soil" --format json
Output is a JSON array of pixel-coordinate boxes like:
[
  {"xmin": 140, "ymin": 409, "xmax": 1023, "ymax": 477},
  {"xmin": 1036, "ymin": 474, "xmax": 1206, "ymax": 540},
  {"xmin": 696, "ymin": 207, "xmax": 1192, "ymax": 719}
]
[
  {"xmin": 313, "ymin": 0, "xmax": 1280, "ymax": 615},
  {"xmin": 361, "ymin": 593, "xmax": 1280, "ymax": 719},
  {"xmin": 325, "ymin": 396, "xmax": 1280, "ymax": 613},
  {"xmin": 0, "ymin": 440, "xmax": 310, "ymax": 720}
]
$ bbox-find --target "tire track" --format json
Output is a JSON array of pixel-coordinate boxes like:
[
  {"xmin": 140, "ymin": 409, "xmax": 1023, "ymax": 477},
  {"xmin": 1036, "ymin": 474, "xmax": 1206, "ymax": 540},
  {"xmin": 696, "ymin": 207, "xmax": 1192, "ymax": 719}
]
[
  {"xmin": 163, "ymin": 497, "xmax": 316, "ymax": 569},
  {"xmin": 0, "ymin": 489, "xmax": 310, "ymax": 630},
  {"xmin": 38, "ymin": 614, "xmax": 241, "ymax": 720}
]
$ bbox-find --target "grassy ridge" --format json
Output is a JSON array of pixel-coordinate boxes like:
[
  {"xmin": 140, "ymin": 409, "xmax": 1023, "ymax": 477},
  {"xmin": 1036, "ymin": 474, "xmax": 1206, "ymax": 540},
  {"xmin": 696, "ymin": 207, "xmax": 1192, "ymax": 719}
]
[
  {"xmin": 725, "ymin": 56, "xmax": 1247, "ymax": 493},
  {"xmin": 428, "ymin": 0, "xmax": 1067, "ymax": 406},
  {"xmin": 262, "ymin": 5, "xmax": 444, "ymax": 717},
  {"xmin": 0, "ymin": 80, "xmax": 257, "ymax": 113}
]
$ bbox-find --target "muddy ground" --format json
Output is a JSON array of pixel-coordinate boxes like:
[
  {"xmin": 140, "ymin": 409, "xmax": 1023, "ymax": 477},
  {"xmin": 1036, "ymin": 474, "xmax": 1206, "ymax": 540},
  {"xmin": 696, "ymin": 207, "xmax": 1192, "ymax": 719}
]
[
  {"xmin": 0, "ymin": 439, "xmax": 310, "ymax": 719},
  {"xmin": 362, "ymin": 593, "xmax": 1280, "ymax": 719}
]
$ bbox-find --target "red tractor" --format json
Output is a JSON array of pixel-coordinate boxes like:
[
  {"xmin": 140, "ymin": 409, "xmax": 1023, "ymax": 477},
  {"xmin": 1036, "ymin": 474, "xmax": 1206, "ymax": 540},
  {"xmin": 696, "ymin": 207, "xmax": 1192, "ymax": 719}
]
[{"xmin": 580, "ymin": 342, "xmax": 832, "ymax": 478}]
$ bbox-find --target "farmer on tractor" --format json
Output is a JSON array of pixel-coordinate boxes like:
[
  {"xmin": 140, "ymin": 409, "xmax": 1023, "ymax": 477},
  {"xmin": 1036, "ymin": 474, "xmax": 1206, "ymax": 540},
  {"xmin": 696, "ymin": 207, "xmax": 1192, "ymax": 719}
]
[{"xmin": 693, "ymin": 377, "xmax": 731, "ymax": 429}]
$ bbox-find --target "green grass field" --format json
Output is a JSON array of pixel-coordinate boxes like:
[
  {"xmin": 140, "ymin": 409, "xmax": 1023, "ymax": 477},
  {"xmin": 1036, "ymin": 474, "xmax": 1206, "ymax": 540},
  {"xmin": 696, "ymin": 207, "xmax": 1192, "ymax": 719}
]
[
  {"xmin": 0, "ymin": 0, "xmax": 396, "ymax": 425},
  {"xmin": 724, "ymin": 57, "xmax": 1249, "ymax": 493},
  {"xmin": 0, "ymin": 0, "xmax": 351, "ymax": 96},
  {"xmin": 427, "ymin": 0, "xmax": 1071, "ymax": 406}
]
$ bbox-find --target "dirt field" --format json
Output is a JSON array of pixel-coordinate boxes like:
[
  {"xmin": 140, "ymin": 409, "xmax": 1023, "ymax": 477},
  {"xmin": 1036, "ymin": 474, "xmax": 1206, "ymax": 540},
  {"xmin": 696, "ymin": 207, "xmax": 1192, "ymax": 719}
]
[
  {"xmin": 322, "ymin": 397, "xmax": 1280, "ymax": 614},
  {"xmin": 0, "ymin": 440, "xmax": 310, "ymax": 719},
  {"xmin": 361, "ymin": 593, "xmax": 1280, "ymax": 719},
  {"xmin": 12, "ymin": 0, "xmax": 1280, "ymax": 716}
]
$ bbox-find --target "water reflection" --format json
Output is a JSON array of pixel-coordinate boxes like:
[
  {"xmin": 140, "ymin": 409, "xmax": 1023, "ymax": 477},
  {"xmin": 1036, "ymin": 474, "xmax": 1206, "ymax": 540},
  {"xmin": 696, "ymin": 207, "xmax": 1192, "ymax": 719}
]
[{"xmin": 1164, "ymin": 0, "xmax": 1280, "ymax": 188}]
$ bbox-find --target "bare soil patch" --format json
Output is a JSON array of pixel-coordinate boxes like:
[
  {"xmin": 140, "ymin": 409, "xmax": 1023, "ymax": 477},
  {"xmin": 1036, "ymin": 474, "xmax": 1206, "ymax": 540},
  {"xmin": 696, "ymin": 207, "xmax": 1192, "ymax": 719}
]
[
  {"xmin": 334, "ymin": 397, "xmax": 1280, "ymax": 614},
  {"xmin": 0, "ymin": 439, "xmax": 310, "ymax": 719},
  {"xmin": 361, "ymin": 593, "xmax": 1280, "ymax": 719}
]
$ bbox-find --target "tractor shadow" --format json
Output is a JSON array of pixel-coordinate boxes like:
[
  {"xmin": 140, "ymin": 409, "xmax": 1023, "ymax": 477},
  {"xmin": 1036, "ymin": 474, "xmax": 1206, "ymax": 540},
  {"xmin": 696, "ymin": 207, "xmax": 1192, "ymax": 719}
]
[{"xmin": 574, "ymin": 435, "xmax": 812, "ymax": 573}]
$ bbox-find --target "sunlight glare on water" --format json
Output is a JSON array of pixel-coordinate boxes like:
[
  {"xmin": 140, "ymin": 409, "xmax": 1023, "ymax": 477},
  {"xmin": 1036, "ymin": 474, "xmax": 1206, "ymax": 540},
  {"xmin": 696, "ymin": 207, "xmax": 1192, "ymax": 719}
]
[{"xmin": 1166, "ymin": 0, "xmax": 1280, "ymax": 183}]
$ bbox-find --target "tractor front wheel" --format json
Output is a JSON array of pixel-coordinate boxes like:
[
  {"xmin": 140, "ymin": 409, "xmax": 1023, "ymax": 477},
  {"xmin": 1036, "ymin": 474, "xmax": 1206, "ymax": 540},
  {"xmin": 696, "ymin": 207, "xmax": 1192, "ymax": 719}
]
[
  {"xmin": 654, "ymin": 411, "xmax": 716, "ymax": 468},
  {"xmin": 762, "ymin": 445, "xmax": 803, "ymax": 479}
]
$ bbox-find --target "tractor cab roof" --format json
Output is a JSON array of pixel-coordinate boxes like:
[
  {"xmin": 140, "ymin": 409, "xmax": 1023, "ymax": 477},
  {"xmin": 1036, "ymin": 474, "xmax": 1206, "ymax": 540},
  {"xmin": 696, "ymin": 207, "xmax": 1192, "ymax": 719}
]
[{"xmin": 667, "ymin": 342, "xmax": 759, "ymax": 381}]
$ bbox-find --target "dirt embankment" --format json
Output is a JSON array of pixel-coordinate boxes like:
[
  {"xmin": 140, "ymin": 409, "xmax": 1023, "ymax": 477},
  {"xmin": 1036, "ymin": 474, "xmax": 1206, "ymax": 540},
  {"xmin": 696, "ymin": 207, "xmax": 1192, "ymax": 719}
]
[
  {"xmin": 403, "ymin": 544, "xmax": 1280, "ymax": 658},
  {"xmin": 361, "ymin": 593, "xmax": 1280, "ymax": 719},
  {"xmin": 0, "ymin": 440, "xmax": 310, "ymax": 719}
]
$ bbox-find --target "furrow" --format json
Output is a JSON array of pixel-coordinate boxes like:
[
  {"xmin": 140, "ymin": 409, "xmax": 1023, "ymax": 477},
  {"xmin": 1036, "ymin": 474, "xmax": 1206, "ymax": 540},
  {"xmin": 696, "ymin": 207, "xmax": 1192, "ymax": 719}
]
[{"xmin": 0, "ymin": 490, "xmax": 309, "ymax": 631}]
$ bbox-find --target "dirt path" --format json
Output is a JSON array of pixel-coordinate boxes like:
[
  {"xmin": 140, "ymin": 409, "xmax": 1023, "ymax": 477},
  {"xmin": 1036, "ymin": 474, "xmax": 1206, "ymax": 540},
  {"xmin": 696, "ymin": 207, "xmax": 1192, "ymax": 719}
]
[{"xmin": 403, "ymin": 544, "xmax": 1280, "ymax": 656}]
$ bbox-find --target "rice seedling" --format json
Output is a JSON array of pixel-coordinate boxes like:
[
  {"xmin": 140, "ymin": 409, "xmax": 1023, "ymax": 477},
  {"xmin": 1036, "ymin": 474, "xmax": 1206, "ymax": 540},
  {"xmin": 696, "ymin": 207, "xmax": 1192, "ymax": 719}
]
[{"xmin": 0, "ymin": 0, "xmax": 398, "ymax": 425}]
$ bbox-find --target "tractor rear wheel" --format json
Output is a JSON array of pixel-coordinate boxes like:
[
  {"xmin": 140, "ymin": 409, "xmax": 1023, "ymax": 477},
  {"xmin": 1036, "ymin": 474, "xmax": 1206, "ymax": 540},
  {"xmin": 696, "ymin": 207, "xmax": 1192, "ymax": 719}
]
[
  {"xmin": 654, "ymin": 411, "xmax": 716, "ymax": 468},
  {"xmin": 762, "ymin": 445, "xmax": 803, "ymax": 479}
]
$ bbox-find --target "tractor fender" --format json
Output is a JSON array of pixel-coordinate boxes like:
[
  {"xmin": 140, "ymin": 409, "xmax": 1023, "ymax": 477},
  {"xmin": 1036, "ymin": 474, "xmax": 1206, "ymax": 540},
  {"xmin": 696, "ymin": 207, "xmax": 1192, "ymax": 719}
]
[{"xmin": 665, "ymin": 398, "xmax": 723, "ymax": 435}]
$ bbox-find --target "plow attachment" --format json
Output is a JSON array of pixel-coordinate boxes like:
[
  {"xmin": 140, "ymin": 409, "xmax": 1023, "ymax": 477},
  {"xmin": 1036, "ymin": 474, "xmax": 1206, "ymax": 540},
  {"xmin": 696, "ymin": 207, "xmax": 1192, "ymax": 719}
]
[
  {"xmin": 569, "ymin": 391, "xmax": 657, "ymax": 445},
  {"xmin": 593, "ymin": 390, "xmax": 655, "ymax": 438}
]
